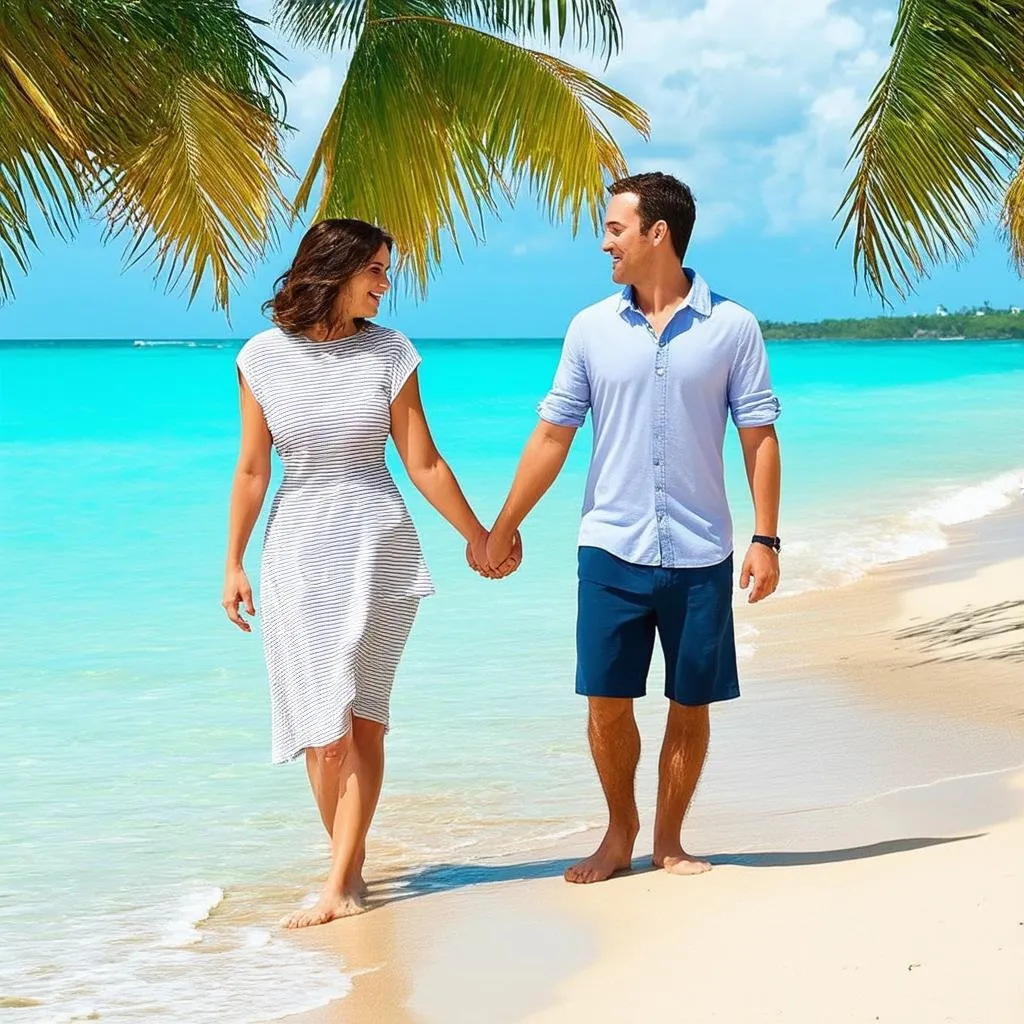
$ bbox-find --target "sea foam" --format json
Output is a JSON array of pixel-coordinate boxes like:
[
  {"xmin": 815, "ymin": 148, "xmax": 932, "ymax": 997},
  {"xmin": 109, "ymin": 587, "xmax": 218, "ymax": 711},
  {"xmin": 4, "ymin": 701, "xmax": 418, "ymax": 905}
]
[{"xmin": 784, "ymin": 467, "xmax": 1024, "ymax": 594}]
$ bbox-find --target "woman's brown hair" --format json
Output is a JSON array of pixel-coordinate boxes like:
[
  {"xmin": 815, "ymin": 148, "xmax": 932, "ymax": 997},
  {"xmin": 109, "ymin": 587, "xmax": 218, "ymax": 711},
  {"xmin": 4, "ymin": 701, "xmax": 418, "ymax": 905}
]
[{"xmin": 263, "ymin": 219, "xmax": 393, "ymax": 335}]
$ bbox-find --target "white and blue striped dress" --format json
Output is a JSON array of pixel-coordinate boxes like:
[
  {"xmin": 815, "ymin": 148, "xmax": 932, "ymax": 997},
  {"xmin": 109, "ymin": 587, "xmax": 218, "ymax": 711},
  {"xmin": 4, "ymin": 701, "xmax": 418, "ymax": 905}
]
[{"xmin": 237, "ymin": 325, "xmax": 434, "ymax": 763}]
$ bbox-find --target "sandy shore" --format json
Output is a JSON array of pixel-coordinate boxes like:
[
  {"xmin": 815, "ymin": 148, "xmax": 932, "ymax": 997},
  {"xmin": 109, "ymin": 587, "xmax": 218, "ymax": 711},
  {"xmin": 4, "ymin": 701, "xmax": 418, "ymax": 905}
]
[{"xmin": 283, "ymin": 500, "xmax": 1024, "ymax": 1024}]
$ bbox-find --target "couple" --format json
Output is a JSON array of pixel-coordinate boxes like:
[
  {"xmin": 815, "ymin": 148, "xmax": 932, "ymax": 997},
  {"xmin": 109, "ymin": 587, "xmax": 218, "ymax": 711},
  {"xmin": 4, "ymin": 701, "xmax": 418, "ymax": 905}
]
[{"xmin": 222, "ymin": 172, "xmax": 783, "ymax": 930}]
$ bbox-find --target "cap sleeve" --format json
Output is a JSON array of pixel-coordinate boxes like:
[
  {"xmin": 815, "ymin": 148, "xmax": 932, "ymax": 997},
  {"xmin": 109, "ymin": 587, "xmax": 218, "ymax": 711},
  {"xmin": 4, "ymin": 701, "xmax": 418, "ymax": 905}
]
[
  {"xmin": 236, "ymin": 339, "xmax": 268, "ymax": 411},
  {"xmin": 389, "ymin": 331, "xmax": 422, "ymax": 403}
]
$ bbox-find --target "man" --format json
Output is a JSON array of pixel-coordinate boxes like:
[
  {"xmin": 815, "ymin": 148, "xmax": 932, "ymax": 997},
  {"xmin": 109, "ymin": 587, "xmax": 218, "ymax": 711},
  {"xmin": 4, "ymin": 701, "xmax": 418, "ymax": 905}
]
[{"xmin": 486, "ymin": 172, "xmax": 782, "ymax": 883}]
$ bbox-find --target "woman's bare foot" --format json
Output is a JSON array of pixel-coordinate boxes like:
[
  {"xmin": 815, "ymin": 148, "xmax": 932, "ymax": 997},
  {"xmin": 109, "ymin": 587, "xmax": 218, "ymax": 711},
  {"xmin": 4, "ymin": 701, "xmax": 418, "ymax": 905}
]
[
  {"xmin": 564, "ymin": 827, "xmax": 637, "ymax": 884},
  {"xmin": 281, "ymin": 889, "xmax": 365, "ymax": 929},
  {"xmin": 652, "ymin": 847, "xmax": 711, "ymax": 875}
]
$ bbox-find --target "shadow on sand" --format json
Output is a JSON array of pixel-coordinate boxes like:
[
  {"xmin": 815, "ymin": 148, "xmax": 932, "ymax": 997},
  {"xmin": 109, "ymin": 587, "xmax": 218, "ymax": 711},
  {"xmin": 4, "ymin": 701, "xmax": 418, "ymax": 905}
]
[{"xmin": 368, "ymin": 833, "xmax": 983, "ymax": 905}]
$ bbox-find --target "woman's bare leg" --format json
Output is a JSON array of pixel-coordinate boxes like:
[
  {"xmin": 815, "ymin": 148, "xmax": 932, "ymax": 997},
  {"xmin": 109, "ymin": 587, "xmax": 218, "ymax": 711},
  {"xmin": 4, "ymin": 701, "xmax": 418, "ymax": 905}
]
[
  {"xmin": 283, "ymin": 718, "xmax": 386, "ymax": 928},
  {"xmin": 346, "ymin": 717, "xmax": 386, "ymax": 894},
  {"xmin": 304, "ymin": 738, "xmax": 349, "ymax": 839}
]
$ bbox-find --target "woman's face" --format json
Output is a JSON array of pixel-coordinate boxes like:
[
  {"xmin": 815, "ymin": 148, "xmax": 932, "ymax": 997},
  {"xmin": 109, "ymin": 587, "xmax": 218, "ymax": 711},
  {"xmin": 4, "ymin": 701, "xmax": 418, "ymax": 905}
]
[{"xmin": 334, "ymin": 243, "xmax": 392, "ymax": 323}]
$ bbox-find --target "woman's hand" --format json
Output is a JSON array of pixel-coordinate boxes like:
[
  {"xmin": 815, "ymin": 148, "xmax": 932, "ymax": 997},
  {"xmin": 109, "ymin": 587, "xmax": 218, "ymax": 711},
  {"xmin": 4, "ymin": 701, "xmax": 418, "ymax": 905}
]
[
  {"xmin": 222, "ymin": 565, "xmax": 256, "ymax": 631},
  {"xmin": 466, "ymin": 528, "xmax": 495, "ymax": 578}
]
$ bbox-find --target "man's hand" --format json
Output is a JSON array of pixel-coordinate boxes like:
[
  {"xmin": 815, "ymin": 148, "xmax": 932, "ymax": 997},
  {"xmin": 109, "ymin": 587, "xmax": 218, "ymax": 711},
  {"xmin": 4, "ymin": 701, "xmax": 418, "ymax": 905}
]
[
  {"xmin": 739, "ymin": 544, "xmax": 779, "ymax": 603},
  {"xmin": 467, "ymin": 527, "xmax": 522, "ymax": 579},
  {"xmin": 485, "ymin": 527, "xmax": 523, "ymax": 578}
]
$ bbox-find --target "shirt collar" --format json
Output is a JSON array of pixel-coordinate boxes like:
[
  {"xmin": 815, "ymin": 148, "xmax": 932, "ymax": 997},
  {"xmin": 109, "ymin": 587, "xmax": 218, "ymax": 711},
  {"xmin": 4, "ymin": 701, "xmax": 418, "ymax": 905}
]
[{"xmin": 617, "ymin": 268, "xmax": 713, "ymax": 320}]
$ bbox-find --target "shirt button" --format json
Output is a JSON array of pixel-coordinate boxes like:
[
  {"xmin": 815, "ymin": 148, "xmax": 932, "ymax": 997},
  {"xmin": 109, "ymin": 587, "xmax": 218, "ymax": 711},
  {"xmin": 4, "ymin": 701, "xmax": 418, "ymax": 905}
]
[
  {"xmin": 656, "ymin": 368, "xmax": 665, "ymax": 376},
  {"xmin": 653, "ymin": 459, "xmax": 660, "ymax": 466}
]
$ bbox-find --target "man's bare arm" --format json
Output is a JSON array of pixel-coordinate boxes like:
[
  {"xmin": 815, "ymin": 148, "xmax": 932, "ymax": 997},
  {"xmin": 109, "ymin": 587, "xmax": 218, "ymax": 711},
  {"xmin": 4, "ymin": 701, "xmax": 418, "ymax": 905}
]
[{"xmin": 737, "ymin": 424, "xmax": 781, "ymax": 602}]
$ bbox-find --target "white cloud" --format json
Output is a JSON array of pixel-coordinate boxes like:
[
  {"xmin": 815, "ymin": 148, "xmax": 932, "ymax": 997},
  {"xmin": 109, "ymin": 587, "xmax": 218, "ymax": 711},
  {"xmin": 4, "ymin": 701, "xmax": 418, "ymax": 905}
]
[
  {"xmin": 576, "ymin": 0, "xmax": 897, "ymax": 236},
  {"xmin": 510, "ymin": 235, "xmax": 562, "ymax": 257},
  {"xmin": 286, "ymin": 64, "xmax": 343, "ymax": 128},
  {"xmin": 249, "ymin": 0, "xmax": 897, "ymax": 243}
]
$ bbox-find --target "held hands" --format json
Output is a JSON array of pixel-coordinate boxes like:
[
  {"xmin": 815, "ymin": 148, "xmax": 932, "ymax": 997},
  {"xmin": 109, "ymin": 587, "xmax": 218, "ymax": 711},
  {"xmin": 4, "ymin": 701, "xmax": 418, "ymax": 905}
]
[
  {"xmin": 739, "ymin": 543, "xmax": 780, "ymax": 603},
  {"xmin": 222, "ymin": 565, "xmax": 256, "ymax": 630},
  {"xmin": 466, "ymin": 525, "xmax": 522, "ymax": 580}
]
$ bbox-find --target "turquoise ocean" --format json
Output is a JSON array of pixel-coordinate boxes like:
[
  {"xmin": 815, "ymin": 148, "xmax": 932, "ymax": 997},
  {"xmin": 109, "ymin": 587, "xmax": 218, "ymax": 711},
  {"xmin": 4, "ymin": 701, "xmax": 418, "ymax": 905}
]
[{"xmin": 2, "ymin": 336, "xmax": 1023, "ymax": 1021}]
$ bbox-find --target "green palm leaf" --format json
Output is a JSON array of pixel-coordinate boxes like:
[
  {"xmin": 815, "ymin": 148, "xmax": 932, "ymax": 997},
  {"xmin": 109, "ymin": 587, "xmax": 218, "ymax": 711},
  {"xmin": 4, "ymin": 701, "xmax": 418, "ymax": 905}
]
[
  {"xmin": 1002, "ymin": 158, "xmax": 1024, "ymax": 271},
  {"xmin": 838, "ymin": 0, "xmax": 1024, "ymax": 299},
  {"xmin": 0, "ymin": 0, "xmax": 288, "ymax": 306},
  {"xmin": 294, "ymin": 13, "xmax": 647, "ymax": 292},
  {"xmin": 275, "ymin": 0, "xmax": 621, "ymax": 59},
  {"xmin": 101, "ymin": 74, "xmax": 288, "ymax": 309}
]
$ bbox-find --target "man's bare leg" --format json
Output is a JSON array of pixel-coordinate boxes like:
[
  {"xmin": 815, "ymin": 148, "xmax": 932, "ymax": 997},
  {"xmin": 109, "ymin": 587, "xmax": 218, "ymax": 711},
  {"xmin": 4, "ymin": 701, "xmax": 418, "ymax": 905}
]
[
  {"xmin": 652, "ymin": 701, "xmax": 711, "ymax": 875},
  {"xmin": 565, "ymin": 697, "xmax": 641, "ymax": 884}
]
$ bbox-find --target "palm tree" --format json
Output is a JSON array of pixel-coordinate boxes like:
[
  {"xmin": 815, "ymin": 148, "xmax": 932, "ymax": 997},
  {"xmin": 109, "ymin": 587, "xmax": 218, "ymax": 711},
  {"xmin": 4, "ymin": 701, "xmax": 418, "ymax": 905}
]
[
  {"xmin": 0, "ymin": 0, "xmax": 647, "ymax": 309},
  {"xmin": 839, "ymin": 0, "xmax": 1024, "ymax": 301}
]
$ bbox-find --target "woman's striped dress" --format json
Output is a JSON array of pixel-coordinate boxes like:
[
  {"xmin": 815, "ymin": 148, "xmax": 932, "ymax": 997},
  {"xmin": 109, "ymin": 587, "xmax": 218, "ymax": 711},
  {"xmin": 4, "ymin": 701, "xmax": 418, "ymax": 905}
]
[{"xmin": 236, "ymin": 325, "xmax": 434, "ymax": 763}]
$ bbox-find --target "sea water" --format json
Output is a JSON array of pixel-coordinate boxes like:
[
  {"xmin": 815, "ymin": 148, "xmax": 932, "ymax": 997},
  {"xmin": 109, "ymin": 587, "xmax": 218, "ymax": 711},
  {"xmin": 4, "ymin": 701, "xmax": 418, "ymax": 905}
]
[{"xmin": 2, "ymin": 337, "xmax": 1022, "ymax": 1020}]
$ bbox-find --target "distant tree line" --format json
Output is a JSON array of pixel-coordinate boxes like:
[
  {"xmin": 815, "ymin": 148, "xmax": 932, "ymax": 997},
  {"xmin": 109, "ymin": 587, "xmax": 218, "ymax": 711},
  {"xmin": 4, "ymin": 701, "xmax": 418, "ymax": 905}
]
[{"xmin": 760, "ymin": 309, "xmax": 1024, "ymax": 340}]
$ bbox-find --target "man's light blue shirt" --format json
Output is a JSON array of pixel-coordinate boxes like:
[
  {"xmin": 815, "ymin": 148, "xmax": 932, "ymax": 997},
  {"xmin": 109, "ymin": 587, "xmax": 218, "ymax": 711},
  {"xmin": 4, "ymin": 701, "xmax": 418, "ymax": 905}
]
[{"xmin": 538, "ymin": 270, "xmax": 780, "ymax": 568}]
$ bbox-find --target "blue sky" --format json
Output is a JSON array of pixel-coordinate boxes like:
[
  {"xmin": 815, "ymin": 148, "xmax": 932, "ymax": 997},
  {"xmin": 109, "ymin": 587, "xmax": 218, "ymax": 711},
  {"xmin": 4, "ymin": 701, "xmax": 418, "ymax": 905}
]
[{"xmin": 3, "ymin": 0, "xmax": 1023, "ymax": 340}]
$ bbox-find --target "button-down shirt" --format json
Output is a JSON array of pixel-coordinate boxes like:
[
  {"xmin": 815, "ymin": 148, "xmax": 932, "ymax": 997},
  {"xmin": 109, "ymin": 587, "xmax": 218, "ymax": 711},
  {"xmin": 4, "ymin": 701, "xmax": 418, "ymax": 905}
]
[{"xmin": 537, "ymin": 270, "xmax": 780, "ymax": 568}]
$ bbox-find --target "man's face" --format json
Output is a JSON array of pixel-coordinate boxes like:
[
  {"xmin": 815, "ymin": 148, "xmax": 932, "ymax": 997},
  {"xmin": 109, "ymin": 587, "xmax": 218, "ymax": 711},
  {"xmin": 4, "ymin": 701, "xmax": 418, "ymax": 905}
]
[{"xmin": 601, "ymin": 192, "xmax": 651, "ymax": 285}]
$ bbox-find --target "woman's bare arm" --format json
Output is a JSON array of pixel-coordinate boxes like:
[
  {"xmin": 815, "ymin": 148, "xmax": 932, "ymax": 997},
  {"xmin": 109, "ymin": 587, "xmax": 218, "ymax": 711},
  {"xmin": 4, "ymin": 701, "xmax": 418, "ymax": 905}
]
[
  {"xmin": 222, "ymin": 373, "xmax": 272, "ymax": 629},
  {"xmin": 390, "ymin": 370, "xmax": 519, "ymax": 577}
]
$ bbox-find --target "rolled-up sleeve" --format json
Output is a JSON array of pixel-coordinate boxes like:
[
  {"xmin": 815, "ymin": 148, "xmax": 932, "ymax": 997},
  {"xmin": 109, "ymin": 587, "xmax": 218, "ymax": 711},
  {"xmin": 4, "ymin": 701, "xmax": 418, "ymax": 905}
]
[
  {"xmin": 537, "ymin": 318, "xmax": 591, "ymax": 427},
  {"xmin": 728, "ymin": 316, "xmax": 781, "ymax": 427}
]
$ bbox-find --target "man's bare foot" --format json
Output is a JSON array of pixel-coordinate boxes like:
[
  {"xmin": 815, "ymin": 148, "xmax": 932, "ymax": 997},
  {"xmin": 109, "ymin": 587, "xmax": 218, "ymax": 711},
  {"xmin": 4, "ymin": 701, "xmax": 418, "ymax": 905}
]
[
  {"xmin": 565, "ymin": 829, "xmax": 637, "ymax": 884},
  {"xmin": 281, "ymin": 890, "xmax": 365, "ymax": 929},
  {"xmin": 652, "ymin": 848, "xmax": 711, "ymax": 875}
]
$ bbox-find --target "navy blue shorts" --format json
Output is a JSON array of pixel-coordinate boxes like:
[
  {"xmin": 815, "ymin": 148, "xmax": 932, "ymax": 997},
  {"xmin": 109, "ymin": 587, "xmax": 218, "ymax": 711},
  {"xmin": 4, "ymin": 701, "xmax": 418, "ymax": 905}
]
[{"xmin": 576, "ymin": 547, "xmax": 740, "ymax": 706}]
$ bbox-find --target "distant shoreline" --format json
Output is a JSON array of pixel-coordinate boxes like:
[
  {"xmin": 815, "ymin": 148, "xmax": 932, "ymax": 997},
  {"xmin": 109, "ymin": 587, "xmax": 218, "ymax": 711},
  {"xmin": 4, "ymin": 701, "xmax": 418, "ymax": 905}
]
[{"xmin": 761, "ymin": 311, "xmax": 1024, "ymax": 340}]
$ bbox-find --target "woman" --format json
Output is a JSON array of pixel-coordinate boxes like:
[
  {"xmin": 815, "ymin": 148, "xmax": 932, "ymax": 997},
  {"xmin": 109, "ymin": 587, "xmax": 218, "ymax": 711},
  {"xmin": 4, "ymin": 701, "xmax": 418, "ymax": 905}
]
[{"xmin": 222, "ymin": 219, "xmax": 519, "ymax": 929}]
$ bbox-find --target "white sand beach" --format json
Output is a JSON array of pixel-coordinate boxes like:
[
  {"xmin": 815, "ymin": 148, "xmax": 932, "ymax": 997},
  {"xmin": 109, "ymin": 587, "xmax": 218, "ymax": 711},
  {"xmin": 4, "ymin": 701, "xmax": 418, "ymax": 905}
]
[{"xmin": 284, "ymin": 500, "xmax": 1024, "ymax": 1024}]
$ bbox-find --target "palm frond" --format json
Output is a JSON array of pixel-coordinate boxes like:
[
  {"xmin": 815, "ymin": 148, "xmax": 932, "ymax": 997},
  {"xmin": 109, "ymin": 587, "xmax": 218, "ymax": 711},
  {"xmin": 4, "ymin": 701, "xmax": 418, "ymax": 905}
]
[
  {"xmin": 442, "ymin": 0, "xmax": 622, "ymax": 60},
  {"xmin": 101, "ymin": 74, "xmax": 289, "ymax": 309},
  {"xmin": 0, "ymin": 16, "xmax": 88, "ymax": 300},
  {"xmin": 273, "ymin": 0, "xmax": 368, "ymax": 53},
  {"xmin": 0, "ymin": 0, "xmax": 289, "ymax": 306},
  {"xmin": 837, "ymin": 0, "xmax": 1024, "ymax": 300},
  {"xmin": 293, "ymin": 20, "xmax": 496, "ymax": 281},
  {"xmin": 1001, "ymin": 158, "xmax": 1024, "ymax": 272},
  {"xmin": 294, "ymin": 13, "xmax": 646, "ymax": 292},
  {"xmin": 274, "ymin": 0, "xmax": 621, "ymax": 59}
]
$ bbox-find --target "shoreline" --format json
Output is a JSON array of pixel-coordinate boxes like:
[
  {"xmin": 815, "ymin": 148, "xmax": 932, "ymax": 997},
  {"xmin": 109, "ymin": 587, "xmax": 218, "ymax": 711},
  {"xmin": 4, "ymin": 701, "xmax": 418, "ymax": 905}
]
[{"xmin": 279, "ymin": 498, "xmax": 1024, "ymax": 1023}]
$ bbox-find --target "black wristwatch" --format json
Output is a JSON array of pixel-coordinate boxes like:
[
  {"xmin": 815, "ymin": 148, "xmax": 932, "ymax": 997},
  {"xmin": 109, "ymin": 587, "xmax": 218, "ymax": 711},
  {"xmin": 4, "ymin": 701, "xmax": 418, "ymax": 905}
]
[{"xmin": 751, "ymin": 534, "xmax": 781, "ymax": 553}]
